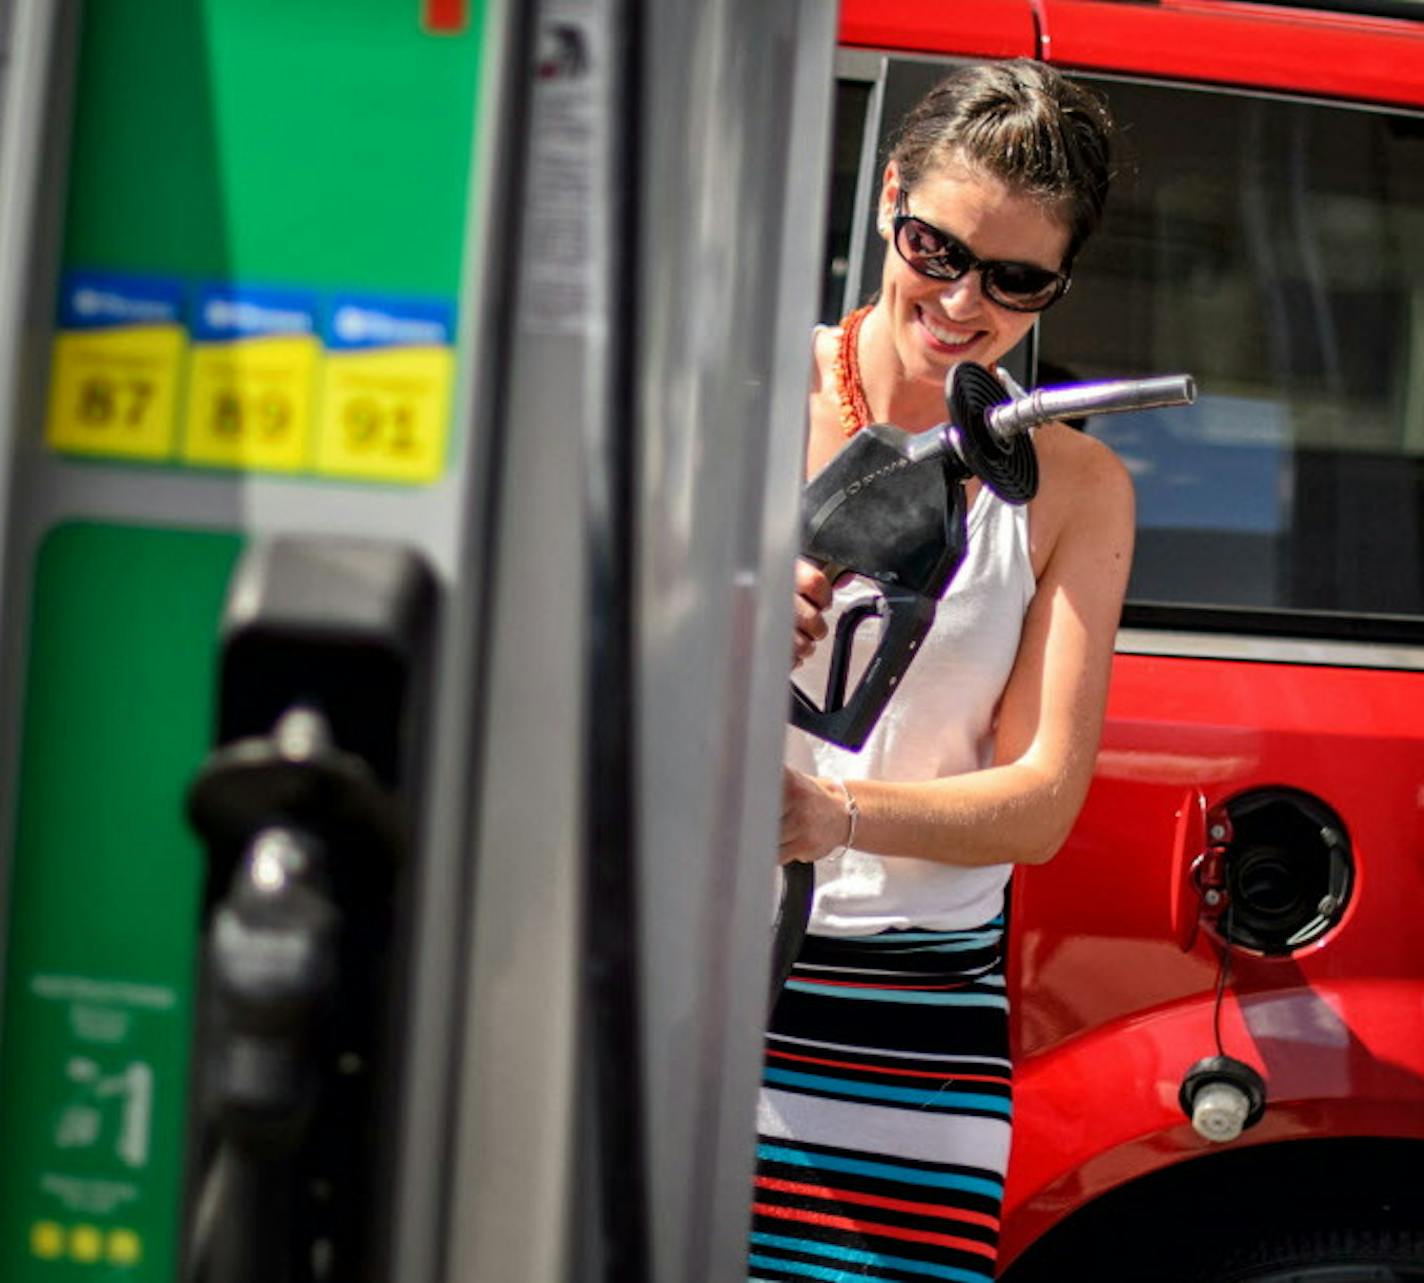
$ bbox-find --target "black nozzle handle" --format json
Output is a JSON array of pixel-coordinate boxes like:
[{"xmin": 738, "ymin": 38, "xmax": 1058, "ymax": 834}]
[
  {"xmin": 790, "ymin": 586, "xmax": 937, "ymax": 751},
  {"xmin": 987, "ymin": 374, "xmax": 1196, "ymax": 440}
]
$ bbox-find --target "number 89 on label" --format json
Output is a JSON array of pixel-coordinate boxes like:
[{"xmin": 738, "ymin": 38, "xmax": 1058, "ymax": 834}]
[{"xmin": 182, "ymin": 337, "xmax": 318, "ymax": 472}]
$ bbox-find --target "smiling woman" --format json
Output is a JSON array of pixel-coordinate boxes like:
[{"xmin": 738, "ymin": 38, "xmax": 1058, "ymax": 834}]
[
  {"xmin": 855, "ymin": 163, "xmax": 1069, "ymax": 413},
  {"xmin": 758, "ymin": 60, "xmax": 1129, "ymax": 1283}
]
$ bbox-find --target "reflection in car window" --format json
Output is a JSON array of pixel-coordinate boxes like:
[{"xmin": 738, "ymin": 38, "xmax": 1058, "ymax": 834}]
[{"xmin": 1042, "ymin": 79, "xmax": 1424, "ymax": 626}]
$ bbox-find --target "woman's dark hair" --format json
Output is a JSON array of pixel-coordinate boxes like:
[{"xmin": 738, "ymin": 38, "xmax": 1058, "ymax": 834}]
[{"xmin": 890, "ymin": 59, "xmax": 1115, "ymax": 265}]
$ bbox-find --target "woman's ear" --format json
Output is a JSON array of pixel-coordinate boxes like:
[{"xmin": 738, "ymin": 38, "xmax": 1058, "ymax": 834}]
[{"xmin": 877, "ymin": 161, "xmax": 901, "ymax": 239}]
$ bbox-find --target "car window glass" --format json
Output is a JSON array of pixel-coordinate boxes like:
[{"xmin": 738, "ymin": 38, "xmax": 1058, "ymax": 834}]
[{"xmin": 1042, "ymin": 78, "xmax": 1424, "ymax": 628}]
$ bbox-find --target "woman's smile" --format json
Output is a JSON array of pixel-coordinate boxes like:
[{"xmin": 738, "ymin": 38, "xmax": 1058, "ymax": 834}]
[{"xmin": 914, "ymin": 302, "xmax": 983, "ymax": 355}]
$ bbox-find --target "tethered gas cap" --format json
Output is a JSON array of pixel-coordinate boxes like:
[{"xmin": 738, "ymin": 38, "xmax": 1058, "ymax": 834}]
[{"xmin": 1179, "ymin": 1055, "xmax": 1268, "ymax": 1143}]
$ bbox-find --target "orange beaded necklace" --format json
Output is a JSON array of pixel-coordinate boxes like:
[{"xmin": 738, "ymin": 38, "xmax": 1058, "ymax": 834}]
[{"xmin": 833, "ymin": 303, "xmax": 875, "ymax": 437}]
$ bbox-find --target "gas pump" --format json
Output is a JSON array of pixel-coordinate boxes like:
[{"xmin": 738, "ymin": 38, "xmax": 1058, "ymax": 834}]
[
  {"xmin": 182, "ymin": 539, "xmax": 436, "ymax": 1282},
  {"xmin": 0, "ymin": 4, "xmax": 497, "ymax": 1277},
  {"xmin": 0, "ymin": 2, "xmax": 837, "ymax": 1282}
]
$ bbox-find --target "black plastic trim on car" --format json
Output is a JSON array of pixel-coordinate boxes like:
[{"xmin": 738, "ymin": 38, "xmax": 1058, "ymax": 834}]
[
  {"xmin": 1225, "ymin": 0, "xmax": 1424, "ymax": 24},
  {"xmin": 1111, "ymin": 0, "xmax": 1424, "ymax": 22},
  {"xmin": 1123, "ymin": 601, "xmax": 1424, "ymax": 647}
]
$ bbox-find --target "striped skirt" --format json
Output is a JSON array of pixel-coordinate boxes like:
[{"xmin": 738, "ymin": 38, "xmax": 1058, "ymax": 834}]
[{"xmin": 749, "ymin": 919, "xmax": 1011, "ymax": 1283}]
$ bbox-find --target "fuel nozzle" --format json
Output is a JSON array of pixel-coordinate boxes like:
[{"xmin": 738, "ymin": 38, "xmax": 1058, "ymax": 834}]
[
  {"xmin": 791, "ymin": 360, "xmax": 1197, "ymax": 751},
  {"xmin": 905, "ymin": 362, "xmax": 1197, "ymax": 503}
]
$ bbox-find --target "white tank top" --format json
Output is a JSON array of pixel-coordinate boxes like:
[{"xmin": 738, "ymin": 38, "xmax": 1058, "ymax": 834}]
[{"xmin": 786, "ymin": 481, "xmax": 1036, "ymax": 934}]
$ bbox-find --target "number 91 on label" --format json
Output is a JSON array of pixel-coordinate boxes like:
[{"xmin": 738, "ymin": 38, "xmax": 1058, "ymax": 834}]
[{"xmin": 314, "ymin": 346, "xmax": 453, "ymax": 484}]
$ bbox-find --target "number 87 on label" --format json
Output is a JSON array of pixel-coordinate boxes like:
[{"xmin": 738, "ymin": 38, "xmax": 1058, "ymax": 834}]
[{"xmin": 45, "ymin": 273, "xmax": 186, "ymax": 461}]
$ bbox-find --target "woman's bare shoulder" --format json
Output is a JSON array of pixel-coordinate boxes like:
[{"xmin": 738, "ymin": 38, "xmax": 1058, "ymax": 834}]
[
  {"xmin": 1036, "ymin": 420, "xmax": 1134, "ymax": 505},
  {"xmin": 810, "ymin": 323, "xmax": 838, "ymax": 395},
  {"xmin": 1027, "ymin": 422, "xmax": 1135, "ymax": 573}
]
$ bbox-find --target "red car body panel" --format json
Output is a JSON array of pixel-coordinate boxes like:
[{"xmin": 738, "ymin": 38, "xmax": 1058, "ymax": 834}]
[
  {"xmin": 838, "ymin": 0, "xmax": 1038, "ymax": 59},
  {"xmin": 1041, "ymin": 0, "xmax": 1424, "ymax": 109},
  {"xmin": 833, "ymin": 0, "xmax": 1424, "ymax": 1271},
  {"xmin": 841, "ymin": 0, "xmax": 1424, "ymax": 111},
  {"xmin": 1000, "ymin": 654, "xmax": 1424, "ymax": 1266}
]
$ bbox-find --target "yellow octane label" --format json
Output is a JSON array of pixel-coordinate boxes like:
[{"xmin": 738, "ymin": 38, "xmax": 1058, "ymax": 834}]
[
  {"xmin": 45, "ymin": 325, "xmax": 185, "ymax": 461},
  {"xmin": 182, "ymin": 334, "xmax": 320, "ymax": 472},
  {"xmin": 314, "ymin": 345, "xmax": 453, "ymax": 483}
]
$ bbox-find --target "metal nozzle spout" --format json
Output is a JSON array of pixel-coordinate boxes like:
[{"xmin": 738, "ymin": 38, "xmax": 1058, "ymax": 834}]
[
  {"xmin": 987, "ymin": 374, "xmax": 1197, "ymax": 441},
  {"xmin": 904, "ymin": 366, "xmax": 1198, "ymax": 468}
]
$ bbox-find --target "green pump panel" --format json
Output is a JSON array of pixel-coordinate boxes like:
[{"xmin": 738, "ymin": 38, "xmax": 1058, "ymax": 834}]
[
  {"xmin": 0, "ymin": 3, "xmax": 490, "ymax": 1279},
  {"xmin": 1, "ymin": 524, "xmax": 239, "ymax": 1281}
]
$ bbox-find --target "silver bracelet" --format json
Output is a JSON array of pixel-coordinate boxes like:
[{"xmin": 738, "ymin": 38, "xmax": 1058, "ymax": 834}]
[{"xmin": 826, "ymin": 777, "xmax": 860, "ymax": 856}]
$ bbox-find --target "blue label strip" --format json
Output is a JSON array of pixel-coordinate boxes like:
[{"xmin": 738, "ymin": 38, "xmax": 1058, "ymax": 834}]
[
  {"xmin": 56, "ymin": 275, "xmax": 455, "ymax": 351},
  {"xmin": 191, "ymin": 285, "xmax": 318, "ymax": 342},
  {"xmin": 324, "ymin": 295, "xmax": 455, "ymax": 351},
  {"xmin": 57, "ymin": 271, "xmax": 184, "ymax": 331}
]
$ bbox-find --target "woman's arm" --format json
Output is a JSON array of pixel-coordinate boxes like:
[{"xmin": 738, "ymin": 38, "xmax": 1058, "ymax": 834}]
[{"xmin": 780, "ymin": 432, "xmax": 1135, "ymax": 867}]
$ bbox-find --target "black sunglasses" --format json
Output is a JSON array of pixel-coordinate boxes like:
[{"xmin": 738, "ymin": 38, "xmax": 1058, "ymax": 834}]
[{"xmin": 891, "ymin": 190, "xmax": 1070, "ymax": 313}]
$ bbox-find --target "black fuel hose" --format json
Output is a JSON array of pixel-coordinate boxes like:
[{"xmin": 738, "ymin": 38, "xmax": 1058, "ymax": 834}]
[{"xmin": 769, "ymin": 862, "xmax": 815, "ymax": 1015}]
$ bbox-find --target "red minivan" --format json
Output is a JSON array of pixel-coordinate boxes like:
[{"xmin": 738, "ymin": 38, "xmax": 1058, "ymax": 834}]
[{"xmin": 826, "ymin": 3, "xmax": 1424, "ymax": 1277}]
